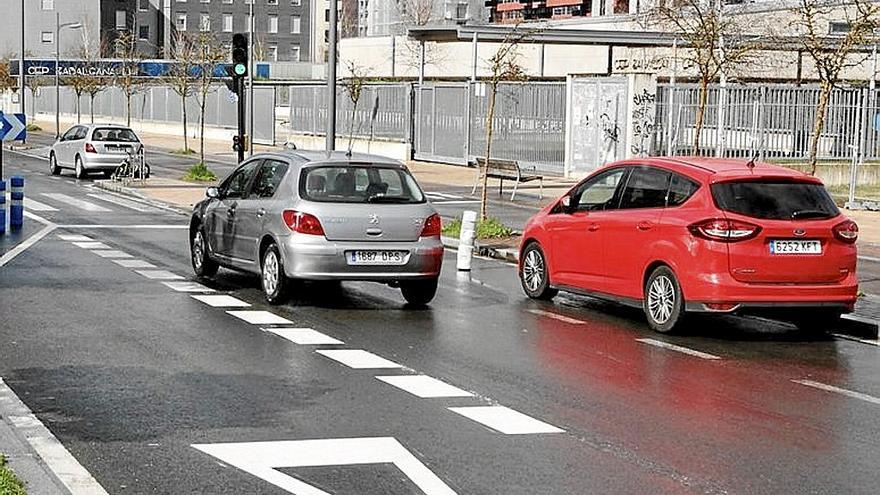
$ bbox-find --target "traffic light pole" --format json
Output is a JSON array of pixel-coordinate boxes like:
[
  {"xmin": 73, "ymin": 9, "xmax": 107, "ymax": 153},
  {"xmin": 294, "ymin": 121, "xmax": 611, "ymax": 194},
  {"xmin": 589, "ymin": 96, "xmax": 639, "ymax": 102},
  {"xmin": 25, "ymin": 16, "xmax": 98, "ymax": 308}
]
[{"xmin": 236, "ymin": 77, "xmax": 246, "ymax": 164}]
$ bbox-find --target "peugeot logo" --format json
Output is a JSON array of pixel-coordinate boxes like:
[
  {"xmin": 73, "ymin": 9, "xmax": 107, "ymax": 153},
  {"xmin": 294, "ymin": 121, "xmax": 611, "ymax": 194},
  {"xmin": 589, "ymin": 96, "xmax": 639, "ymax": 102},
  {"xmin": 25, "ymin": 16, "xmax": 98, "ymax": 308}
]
[
  {"xmin": 793, "ymin": 229, "xmax": 806, "ymax": 237},
  {"xmin": 368, "ymin": 214, "xmax": 380, "ymax": 224}
]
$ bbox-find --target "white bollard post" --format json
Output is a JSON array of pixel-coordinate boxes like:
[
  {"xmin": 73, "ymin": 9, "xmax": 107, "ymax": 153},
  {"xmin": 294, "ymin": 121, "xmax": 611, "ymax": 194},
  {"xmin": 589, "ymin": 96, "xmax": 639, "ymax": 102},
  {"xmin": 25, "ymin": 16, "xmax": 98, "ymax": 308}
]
[{"xmin": 457, "ymin": 210, "xmax": 477, "ymax": 271}]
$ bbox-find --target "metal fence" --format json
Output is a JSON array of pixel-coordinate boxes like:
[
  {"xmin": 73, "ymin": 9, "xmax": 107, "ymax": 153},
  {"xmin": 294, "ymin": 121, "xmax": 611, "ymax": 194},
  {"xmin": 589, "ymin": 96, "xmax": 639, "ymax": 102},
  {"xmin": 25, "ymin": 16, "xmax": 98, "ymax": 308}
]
[
  {"xmin": 655, "ymin": 83, "xmax": 880, "ymax": 161},
  {"xmin": 34, "ymin": 85, "xmax": 277, "ymax": 144}
]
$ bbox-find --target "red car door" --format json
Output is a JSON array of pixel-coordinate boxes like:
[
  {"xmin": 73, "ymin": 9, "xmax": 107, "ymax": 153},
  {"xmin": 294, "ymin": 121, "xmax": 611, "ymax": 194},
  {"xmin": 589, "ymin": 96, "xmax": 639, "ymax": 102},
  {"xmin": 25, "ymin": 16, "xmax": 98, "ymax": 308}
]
[{"xmin": 601, "ymin": 166, "xmax": 672, "ymax": 299}]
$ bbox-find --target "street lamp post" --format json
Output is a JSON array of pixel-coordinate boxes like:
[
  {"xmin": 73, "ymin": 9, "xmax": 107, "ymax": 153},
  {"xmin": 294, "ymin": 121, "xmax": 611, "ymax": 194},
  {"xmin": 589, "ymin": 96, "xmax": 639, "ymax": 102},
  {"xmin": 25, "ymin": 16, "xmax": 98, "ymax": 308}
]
[{"xmin": 55, "ymin": 13, "xmax": 82, "ymax": 139}]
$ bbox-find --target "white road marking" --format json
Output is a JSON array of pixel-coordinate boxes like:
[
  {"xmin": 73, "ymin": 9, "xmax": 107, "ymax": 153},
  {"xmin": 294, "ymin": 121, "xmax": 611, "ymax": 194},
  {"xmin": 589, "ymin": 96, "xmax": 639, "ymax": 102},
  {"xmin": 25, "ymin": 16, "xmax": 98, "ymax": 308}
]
[
  {"xmin": 24, "ymin": 210, "xmax": 53, "ymax": 226},
  {"xmin": 162, "ymin": 281, "xmax": 215, "ymax": 293},
  {"xmin": 134, "ymin": 269, "xmax": 184, "ymax": 280},
  {"xmin": 263, "ymin": 327, "xmax": 344, "ymax": 345},
  {"xmin": 832, "ymin": 334, "xmax": 880, "ymax": 346},
  {"xmin": 112, "ymin": 259, "xmax": 157, "ymax": 269},
  {"xmin": 86, "ymin": 193, "xmax": 163, "ymax": 213},
  {"xmin": 41, "ymin": 193, "xmax": 111, "ymax": 212},
  {"xmin": 316, "ymin": 349, "xmax": 402, "ymax": 369},
  {"xmin": 0, "ymin": 224, "xmax": 57, "ymax": 268},
  {"xmin": 58, "ymin": 224, "xmax": 189, "ymax": 229},
  {"xmin": 227, "ymin": 310, "xmax": 293, "ymax": 325},
  {"xmin": 24, "ymin": 198, "xmax": 59, "ymax": 211},
  {"xmin": 858, "ymin": 255, "xmax": 880, "ymax": 263},
  {"xmin": 526, "ymin": 309, "xmax": 586, "ymax": 325},
  {"xmin": 192, "ymin": 437, "xmax": 458, "ymax": 495},
  {"xmin": 0, "ymin": 378, "xmax": 109, "ymax": 495},
  {"xmin": 426, "ymin": 192, "xmax": 465, "ymax": 200},
  {"xmin": 191, "ymin": 294, "xmax": 251, "ymax": 308},
  {"xmin": 71, "ymin": 241, "xmax": 111, "ymax": 250},
  {"xmin": 58, "ymin": 234, "xmax": 92, "ymax": 241},
  {"xmin": 91, "ymin": 250, "xmax": 133, "ymax": 259},
  {"xmin": 376, "ymin": 375, "xmax": 474, "ymax": 398},
  {"xmin": 636, "ymin": 338, "xmax": 721, "ymax": 360},
  {"xmin": 448, "ymin": 406, "xmax": 564, "ymax": 435},
  {"xmin": 429, "ymin": 200, "xmax": 481, "ymax": 205},
  {"xmin": 792, "ymin": 379, "xmax": 880, "ymax": 406}
]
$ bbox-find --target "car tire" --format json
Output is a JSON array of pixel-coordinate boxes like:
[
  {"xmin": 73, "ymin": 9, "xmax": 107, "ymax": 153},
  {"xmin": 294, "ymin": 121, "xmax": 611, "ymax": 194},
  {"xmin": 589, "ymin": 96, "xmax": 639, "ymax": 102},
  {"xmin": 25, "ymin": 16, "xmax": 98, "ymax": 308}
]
[
  {"xmin": 48, "ymin": 153, "xmax": 61, "ymax": 175},
  {"xmin": 644, "ymin": 266, "xmax": 685, "ymax": 334},
  {"xmin": 791, "ymin": 310, "xmax": 842, "ymax": 335},
  {"xmin": 401, "ymin": 278, "xmax": 438, "ymax": 306},
  {"xmin": 520, "ymin": 242, "xmax": 558, "ymax": 300},
  {"xmin": 74, "ymin": 155, "xmax": 86, "ymax": 179},
  {"xmin": 261, "ymin": 243, "xmax": 289, "ymax": 305},
  {"xmin": 191, "ymin": 226, "xmax": 219, "ymax": 278}
]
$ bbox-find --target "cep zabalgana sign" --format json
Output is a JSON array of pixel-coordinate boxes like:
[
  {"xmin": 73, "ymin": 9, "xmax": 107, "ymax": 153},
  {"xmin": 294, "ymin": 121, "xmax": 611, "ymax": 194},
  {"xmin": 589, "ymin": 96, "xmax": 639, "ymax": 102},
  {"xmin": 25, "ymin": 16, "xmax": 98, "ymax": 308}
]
[
  {"xmin": 192, "ymin": 437, "xmax": 458, "ymax": 495},
  {"xmin": 9, "ymin": 59, "xmax": 271, "ymax": 79}
]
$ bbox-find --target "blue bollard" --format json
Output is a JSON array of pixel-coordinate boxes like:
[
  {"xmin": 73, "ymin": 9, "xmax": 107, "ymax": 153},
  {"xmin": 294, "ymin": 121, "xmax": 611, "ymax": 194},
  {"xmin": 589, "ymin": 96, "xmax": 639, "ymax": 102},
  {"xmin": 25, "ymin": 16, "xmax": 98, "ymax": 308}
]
[
  {"xmin": 10, "ymin": 176, "xmax": 23, "ymax": 230},
  {"xmin": 0, "ymin": 180, "xmax": 6, "ymax": 235}
]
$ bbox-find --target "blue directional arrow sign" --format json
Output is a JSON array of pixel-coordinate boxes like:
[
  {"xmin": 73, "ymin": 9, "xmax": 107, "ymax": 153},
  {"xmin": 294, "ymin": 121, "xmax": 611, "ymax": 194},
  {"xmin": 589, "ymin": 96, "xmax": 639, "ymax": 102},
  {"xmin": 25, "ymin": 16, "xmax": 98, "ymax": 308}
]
[{"xmin": 0, "ymin": 112, "xmax": 27, "ymax": 142}]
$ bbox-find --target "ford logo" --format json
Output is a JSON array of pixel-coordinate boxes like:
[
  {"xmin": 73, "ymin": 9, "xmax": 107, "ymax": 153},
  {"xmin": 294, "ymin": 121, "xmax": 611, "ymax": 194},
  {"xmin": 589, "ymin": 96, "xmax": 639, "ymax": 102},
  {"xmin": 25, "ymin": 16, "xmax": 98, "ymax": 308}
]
[{"xmin": 793, "ymin": 229, "xmax": 806, "ymax": 237}]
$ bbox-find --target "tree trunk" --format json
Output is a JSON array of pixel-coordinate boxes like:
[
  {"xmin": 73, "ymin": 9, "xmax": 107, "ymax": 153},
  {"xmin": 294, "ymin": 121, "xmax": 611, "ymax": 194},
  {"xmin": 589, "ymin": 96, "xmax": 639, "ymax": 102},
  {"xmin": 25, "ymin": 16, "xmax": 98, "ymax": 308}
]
[
  {"xmin": 480, "ymin": 84, "xmax": 497, "ymax": 221},
  {"xmin": 75, "ymin": 93, "xmax": 81, "ymax": 124},
  {"xmin": 200, "ymin": 98, "xmax": 206, "ymax": 166},
  {"xmin": 182, "ymin": 96, "xmax": 189, "ymax": 153},
  {"xmin": 808, "ymin": 81, "xmax": 833, "ymax": 176},
  {"xmin": 89, "ymin": 94, "xmax": 95, "ymax": 123},
  {"xmin": 126, "ymin": 92, "xmax": 132, "ymax": 127},
  {"xmin": 348, "ymin": 97, "xmax": 358, "ymax": 152},
  {"xmin": 693, "ymin": 77, "xmax": 709, "ymax": 156}
]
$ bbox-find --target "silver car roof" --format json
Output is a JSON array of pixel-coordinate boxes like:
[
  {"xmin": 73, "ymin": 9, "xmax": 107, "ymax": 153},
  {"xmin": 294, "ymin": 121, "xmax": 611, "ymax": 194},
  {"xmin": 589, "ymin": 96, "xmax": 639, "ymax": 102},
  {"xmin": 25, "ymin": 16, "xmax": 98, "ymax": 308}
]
[{"xmin": 253, "ymin": 150, "xmax": 405, "ymax": 167}]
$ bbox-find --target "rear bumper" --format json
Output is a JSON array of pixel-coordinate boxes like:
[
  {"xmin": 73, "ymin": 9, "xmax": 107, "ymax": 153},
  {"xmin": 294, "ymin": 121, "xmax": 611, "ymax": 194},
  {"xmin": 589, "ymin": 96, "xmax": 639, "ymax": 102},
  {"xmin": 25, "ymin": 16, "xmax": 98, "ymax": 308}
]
[
  {"xmin": 278, "ymin": 234, "xmax": 444, "ymax": 281},
  {"xmin": 81, "ymin": 154, "xmax": 133, "ymax": 170}
]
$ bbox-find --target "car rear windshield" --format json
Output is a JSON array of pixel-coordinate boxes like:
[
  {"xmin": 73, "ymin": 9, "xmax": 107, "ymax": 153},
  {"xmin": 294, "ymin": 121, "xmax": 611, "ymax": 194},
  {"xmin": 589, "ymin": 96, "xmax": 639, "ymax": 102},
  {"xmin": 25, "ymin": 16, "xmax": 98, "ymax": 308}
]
[
  {"xmin": 91, "ymin": 128, "xmax": 139, "ymax": 142},
  {"xmin": 711, "ymin": 180, "xmax": 839, "ymax": 220},
  {"xmin": 300, "ymin": 165, "xmax": 426, "ymax": 204}
]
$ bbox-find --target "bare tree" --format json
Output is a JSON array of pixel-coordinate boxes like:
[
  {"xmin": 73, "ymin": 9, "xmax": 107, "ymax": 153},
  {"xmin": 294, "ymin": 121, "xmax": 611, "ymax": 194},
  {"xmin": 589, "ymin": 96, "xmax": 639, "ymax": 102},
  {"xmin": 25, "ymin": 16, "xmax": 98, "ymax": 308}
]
[
  {"xmin": 479, "ymin": 27, "xmax": 529, "ymax": 221},
  {"xmin": 25, "ymin": 76, "xmax": 48, "ymax": 119},
  {"xmin": 650, "ymin": 0, "xmax": 759, "ymax": 154},
  {"xmin": 396, "ymin": 0, "xmax": 447, "ymax": 73},
  {"xmin": 342, "ymin": 61, "xmax": 370, "ymax": 152},
  {"xmin": 191, "ymin": 33, "xmax": 226, "ymax": 167},
  {"xmin": 0, "ymin": 59, "xmax": 18, "ymax": 95},
  {"xmin": 65, "ymin": 74, "xmax": 90, "ymax": 123},
  {"xmin": 165, "ymin": 32, "xmax": 198, "ymax": 154},
  {"xmin": 791, "ymin": 0, "xmax": 879, "ymax": 174},
  {"xmin": 86, "ymin": 77, "xmax": 107, "ymax": 124},
  {"xmin": 113, "ymin": 30, "xmax": 144, "ymax": 127}
]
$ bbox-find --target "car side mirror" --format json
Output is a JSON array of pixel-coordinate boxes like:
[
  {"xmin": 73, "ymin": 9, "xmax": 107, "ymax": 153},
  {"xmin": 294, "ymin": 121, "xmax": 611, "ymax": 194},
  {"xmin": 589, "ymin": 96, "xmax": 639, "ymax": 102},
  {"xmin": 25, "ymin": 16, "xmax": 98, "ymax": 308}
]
[
  {"xmin": 206, "ymin": 186, "xmax": 220, "ymax": 199},
  {"xmin": 560, "ymin": 195, "xmax": 574, "ymax": 213}
]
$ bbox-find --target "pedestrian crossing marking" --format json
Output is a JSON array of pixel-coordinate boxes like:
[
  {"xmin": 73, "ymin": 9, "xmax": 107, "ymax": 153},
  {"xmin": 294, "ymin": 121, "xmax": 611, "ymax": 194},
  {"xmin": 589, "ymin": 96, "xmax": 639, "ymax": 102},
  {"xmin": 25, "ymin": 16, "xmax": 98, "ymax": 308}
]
[
  {"xmin": 86, "ymin": 193, "xmax": 163, "ymax": 213},
  {"xmin": 41, "ymin": 193, "xmax": 111, "ymax": 212},
  {"xmin": 24, "ymin": 198, "xmax": 59, "ymax": 211}
]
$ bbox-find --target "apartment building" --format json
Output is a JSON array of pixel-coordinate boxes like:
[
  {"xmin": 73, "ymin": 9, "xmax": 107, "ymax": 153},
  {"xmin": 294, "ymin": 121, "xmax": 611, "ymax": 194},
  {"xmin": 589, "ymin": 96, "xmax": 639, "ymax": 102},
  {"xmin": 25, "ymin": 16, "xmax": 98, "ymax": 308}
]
[
  {"xmin": 0, "ymin": 0, "xmax": 100, "ymax": 59},
  {"xmin": 101, "ymin": 0, "xmax": 165, "ymax": 57}
]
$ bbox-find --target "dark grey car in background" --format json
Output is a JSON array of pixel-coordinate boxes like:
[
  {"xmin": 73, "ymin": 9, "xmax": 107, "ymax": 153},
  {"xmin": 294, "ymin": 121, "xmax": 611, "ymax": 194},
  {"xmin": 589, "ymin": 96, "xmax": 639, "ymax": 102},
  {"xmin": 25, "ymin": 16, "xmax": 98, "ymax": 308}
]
[{"xmin": 189, "ymin": 151, "xmax": 444, "ymax": 305}]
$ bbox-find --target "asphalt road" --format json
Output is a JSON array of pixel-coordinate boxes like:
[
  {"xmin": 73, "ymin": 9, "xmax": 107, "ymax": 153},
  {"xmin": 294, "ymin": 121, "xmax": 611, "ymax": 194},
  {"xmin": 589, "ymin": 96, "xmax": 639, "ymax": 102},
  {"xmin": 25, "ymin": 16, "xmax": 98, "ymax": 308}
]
[{"xmin": 2, "ymin": 151, "xmax": 880, "ymax": 495}]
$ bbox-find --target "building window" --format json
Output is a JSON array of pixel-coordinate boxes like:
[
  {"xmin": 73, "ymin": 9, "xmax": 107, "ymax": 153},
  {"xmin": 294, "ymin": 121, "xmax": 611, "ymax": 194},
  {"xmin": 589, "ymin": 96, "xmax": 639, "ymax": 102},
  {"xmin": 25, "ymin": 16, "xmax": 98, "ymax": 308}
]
[
  {"xmin": 268, "ymin": 0, "xmax": 279, "ymax": 5},
  {"xmin": 268, "ymin": 44, "xmax": 278, "ymax": 61},
  {"xmin": 268, "ymin": 15, "xmax": 278, "ymax": 33},
  {"xmin": 200, "ymin": 14, "xmax": 211, "ymax": 31},
  {"xmin": 176, "ymin": 14, "xmax": 187, "ymax": 31},
  {"xmin": 291, "ymin": 15, "xmax": 301, "ymax": 34},
  {"xmin": 116, "ymin": 10, "xmax": 127, "ymax": 29},
  {"xmin": 41, "ymin": 31, "xmax": 54, "ymax": 43},
  {"xmin": 829, "ymin": 22, "xmax": 851, "ymax": 35},
  {"xmin": 41, "ymin": 0, "xmax": 53, "ymax": 10},
  {"xmin": 138, "ymin": 0, "xmax": 150, "ymax": 11},
  {"xmin": 223, "ymin": 14, "xmax": 233, "ymax": 32},
  {"xmin": 292, "ymin": 0, "xmax": 301, "ymax": 6},
  {"xmin": 200, "ymin": 0, "xmax": 211, "ymax": 3},
  {"xmin": 138, "ymin": 25, "xmax": 150, "ymax": 40},
  {"xmin": 291, "ymin": 46, "xmax": 300, "ymax": 62},
  {"xmin": 223, "ymin": 0, "xmax": 232, "ymax": 3}
]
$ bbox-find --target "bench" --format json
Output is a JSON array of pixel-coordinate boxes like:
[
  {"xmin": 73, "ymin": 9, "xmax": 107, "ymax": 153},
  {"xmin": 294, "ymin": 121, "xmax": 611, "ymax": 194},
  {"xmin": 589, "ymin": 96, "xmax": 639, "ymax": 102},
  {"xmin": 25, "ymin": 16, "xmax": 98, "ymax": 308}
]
[{"xmin": 470, "ymin": 157, "xmax": 543, "ymax": 201}]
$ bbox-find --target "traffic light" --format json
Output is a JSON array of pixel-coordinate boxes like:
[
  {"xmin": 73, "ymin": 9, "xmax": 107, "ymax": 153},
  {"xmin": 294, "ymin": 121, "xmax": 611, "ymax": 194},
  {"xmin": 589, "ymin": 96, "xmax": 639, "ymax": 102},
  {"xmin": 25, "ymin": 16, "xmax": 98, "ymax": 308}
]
[
  {"xmin": 232, "ymin": 34, "xmax": 248, "ymax": 77},
  {"xmin": 232, "ymin": 135, "xmax": 242, "ymax": 153}
]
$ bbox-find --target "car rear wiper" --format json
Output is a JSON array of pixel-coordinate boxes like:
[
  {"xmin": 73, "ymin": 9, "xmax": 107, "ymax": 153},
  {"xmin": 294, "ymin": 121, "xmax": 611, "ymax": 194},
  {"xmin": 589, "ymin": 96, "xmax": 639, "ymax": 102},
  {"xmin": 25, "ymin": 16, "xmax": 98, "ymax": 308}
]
[
  {"xmin": 791, "ymin": 209, "xmax": 831, "ymax": 219},
  {"xmin": 367, "ymin": 195, "xmax": 411, "ymax": 203}
]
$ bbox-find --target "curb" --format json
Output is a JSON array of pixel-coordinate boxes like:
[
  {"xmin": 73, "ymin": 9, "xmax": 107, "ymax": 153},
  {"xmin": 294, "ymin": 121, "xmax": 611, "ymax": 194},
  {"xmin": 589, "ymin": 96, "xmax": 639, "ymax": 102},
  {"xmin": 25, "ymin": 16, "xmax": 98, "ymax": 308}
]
[
  {"xmin": 840, "ymin": 313, "xmax": 880, "ymax": 340},
  {"xmin": 93, "ymin": 180, "xmax": 192, "ymax": 216},
  {"xmin": 440, "ymin": 236, "xmax": 519, "ymax": 264}
]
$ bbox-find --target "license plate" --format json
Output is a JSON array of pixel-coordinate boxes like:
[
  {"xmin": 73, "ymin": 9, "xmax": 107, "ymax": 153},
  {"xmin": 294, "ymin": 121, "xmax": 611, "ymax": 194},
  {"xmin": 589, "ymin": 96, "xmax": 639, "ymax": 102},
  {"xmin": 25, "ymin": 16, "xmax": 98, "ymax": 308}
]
[
  {"xmin": 347, "ymin": 250, "xmax": 408, "ymax": 265},
  {"xmin": 769, "ymin": 240, "xmax": 821, "ymax": 255},
  {"xmin": 105, "ymin": 145, "xmax": 132, "ymax": 153}
]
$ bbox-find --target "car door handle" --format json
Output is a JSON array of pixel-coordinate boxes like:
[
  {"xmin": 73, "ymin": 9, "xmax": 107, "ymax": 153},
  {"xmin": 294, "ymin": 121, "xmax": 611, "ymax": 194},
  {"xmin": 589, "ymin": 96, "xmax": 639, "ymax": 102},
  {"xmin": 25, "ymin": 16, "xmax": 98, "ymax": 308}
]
[
  {"xmin": 637, "ymin": 221, "xmax": 653, "ymax": 231},
  {"xmin": 256, "ymin": 208, "xmax": 266, "ymax": 218},
  {"xmin": 587, "ymin": 223, "xmax": 600, "ymax": 232}
]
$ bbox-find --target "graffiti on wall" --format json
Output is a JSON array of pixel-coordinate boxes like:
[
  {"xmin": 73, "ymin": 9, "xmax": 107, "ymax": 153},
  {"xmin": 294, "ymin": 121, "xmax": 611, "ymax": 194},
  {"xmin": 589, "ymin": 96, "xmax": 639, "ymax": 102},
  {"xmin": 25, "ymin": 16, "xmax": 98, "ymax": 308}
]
[{"xmin": 630, "ymin": 88, "xmax": 656, "ymax": 156}]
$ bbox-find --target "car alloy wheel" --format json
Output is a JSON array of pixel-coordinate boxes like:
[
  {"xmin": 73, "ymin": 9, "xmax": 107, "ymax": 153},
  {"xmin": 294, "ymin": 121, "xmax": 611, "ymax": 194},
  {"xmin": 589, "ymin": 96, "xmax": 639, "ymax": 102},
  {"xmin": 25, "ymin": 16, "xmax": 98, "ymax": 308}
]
[
  {"xmin": 49, "ymin": 154, "xmax": 60, "ymax": 175},
  {"xmin": 522, "ymin": 249, "xmax": 545, "ymax": 293},
  {"xmin": 643, "ymin": 266, "xmax": 684, "ymax": 333},
  {"xmin": 75, "ymin": 156, "xmax": 85, "ymax": 179},
  {"xmin": 647, "ymin": 275, "xmax": 675, "ymax": 325},
  {"xmin": 262, "ymin": 250, "xmax": 280, "ymax": 296},
  {"xmin": 192, "ymin": 230, "xmax": 206, "ymax": 271},
  {"xmin": 261, "ymin": 243, "xmax": 288, "ymax": 305},
  {"xmin": 190, "ymin": 227, "xmax": 218, "ymax": 277}
]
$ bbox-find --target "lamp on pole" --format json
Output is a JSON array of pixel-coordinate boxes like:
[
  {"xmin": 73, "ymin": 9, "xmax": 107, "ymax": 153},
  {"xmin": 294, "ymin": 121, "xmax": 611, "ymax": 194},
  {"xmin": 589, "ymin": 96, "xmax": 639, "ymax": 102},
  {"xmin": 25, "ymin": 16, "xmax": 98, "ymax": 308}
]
[{"xmin": 55, "ymin": 12, "xmax": 82, "ymax": 139}]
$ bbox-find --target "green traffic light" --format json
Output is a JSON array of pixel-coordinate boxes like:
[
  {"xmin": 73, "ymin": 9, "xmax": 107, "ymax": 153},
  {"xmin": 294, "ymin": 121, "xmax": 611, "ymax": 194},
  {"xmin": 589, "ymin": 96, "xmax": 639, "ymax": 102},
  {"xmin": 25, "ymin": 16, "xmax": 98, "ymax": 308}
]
[{"xmin": 234, "ymin": 64, "xmax": 246, "ymax": 76}]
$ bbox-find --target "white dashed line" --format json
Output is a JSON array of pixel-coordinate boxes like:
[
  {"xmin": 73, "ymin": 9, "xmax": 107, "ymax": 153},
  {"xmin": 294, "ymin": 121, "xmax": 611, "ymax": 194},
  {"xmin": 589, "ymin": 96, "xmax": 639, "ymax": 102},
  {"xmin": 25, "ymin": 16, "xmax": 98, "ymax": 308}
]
[
  {"xmin": 448, "ymin": 406, "xmax": 564, "ymax": 435},
  {"xmin": 636, "ymin": 338, "xmax": 721, "ymax": 360},
  {"xmin": 191, "ymin": 295, "xmax": 251, "ymax": 308},
  {"xmin": 227, "ymin": 310, "xmax": 293, "ymax": 325},
  {"xmin": 57, "ymin": 234, "xmax": 92, "ymax": 242},
  {"xmin": 112, "ymin": 259, "xmax": 157, "ymax": 269},
  {"xmin": 832, "ymin": 334, "xmax": 880, "ymax": 346},
  {"xmin": 24, "ymin": 198, "xmax": 58, "ymax": 211},
  {"xmin": 134, "ymin": 270, "xmax": 185, "ymax": 280},
  {"xmin": 86, "ymin": 193, "xmax": 162, "ymax": 213},
  {"xmin": 92, "ymin": 250, "xmax": 133, "ymax": 259},
  {"xmin": 71, "ymin": 241, "xmax": 111, "ymax": 250},
  {"xmin": 41, "ymin": 193, "xmax": 111, "ymax": 212},
  {"xmin": 792, "ymin": 379, "xmax": 880, "ymax": 406},
  {"xmin": 316, "ymin": 349, "xmax": 403, "ymax": 369},
  {"xmin": 376, "ymin": 375, "xmax": 474, "ymax": 398},
  {"xmin": 526, "ymin": 309, "xmax": 586, "ymax": 324},
  {"xmin": 162, "ymin": 281, "xmax": 215, "ymax": 293},
  {"xmin": 263, "ymin": 327, "xmax": 344, "ymax": 345}
]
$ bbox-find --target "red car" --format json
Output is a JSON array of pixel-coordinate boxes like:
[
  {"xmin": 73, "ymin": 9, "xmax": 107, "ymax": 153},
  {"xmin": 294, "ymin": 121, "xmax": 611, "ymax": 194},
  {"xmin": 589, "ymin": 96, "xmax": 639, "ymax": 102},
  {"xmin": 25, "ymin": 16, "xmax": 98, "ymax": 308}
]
[{"xmin": 518, "ymin": 157, "xmax": 859, "ymax": 333}]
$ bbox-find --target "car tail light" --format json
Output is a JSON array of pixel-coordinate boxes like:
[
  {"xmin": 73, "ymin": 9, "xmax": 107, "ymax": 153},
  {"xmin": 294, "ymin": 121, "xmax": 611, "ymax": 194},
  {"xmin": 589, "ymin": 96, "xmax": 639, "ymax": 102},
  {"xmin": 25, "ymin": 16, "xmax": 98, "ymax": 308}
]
[
  {"xmin": 84, "ymin": 143, "xmax": 97, "ymax": 153},
  {"xmin": 688, "ymin": 218, "xmax": 761, "ymax": 242},
  {"xmin": 421, "ymin": 213, "xmax": 441, "ymax": 238},
  {"xmin": 833, "ymin": 220, "xmax": 858, "ymax": 243},
  {"xmin": 282, "ymin": 210, "xmax": 325, "ymax": 236}
]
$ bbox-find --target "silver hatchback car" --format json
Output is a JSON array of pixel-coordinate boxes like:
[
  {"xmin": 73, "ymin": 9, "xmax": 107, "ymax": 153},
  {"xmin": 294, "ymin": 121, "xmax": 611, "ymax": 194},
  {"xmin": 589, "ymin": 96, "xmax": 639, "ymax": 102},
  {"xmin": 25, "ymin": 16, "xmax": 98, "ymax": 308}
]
[
  {"xmin": 189, "ymin": 151, "xmax": 444, "ymax": 305},
  {"xmin": 49, "ymin": 124, "xmax": 143, "ymax": 178}
]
